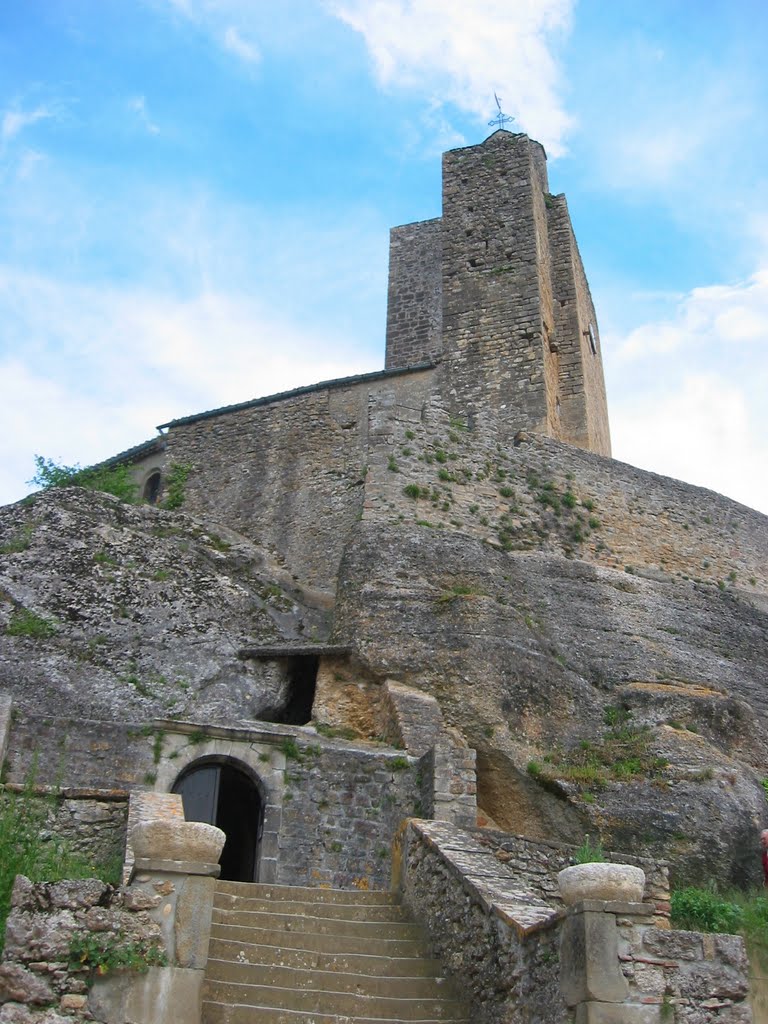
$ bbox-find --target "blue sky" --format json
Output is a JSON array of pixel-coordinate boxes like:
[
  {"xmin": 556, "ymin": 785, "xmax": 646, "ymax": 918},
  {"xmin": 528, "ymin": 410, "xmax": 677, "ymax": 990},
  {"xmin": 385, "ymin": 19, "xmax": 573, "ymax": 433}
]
[{"xmin": 1, "ymin": 0, "xmax": 767, "ymax": 513}]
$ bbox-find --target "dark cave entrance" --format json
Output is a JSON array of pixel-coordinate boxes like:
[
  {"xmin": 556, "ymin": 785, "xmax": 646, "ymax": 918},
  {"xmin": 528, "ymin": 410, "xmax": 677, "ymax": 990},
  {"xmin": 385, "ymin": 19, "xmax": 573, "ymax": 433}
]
[
  {"xmin": 172, "ymin": 760, "xmax": 263, "ymax": 882},
  {"xmin": 280, "ymin": 655, "xmax": 319, "ymax": 724}
]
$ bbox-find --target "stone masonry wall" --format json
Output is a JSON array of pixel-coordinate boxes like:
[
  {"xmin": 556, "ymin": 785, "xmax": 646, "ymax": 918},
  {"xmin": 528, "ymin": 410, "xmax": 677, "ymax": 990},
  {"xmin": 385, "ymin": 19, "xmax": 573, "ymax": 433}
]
[
  {"xmin": 277, "ymin": 742, "xmax": 421, "ymax": 890},
  {"xmin": 385, "ymin": 219, "xmax": 443, "ymax": 369},
  {"xmin": 157, "ymin": 368, "xmax": 435, "ymax": 594},
  {"xmin": 440, "ymin": 131, "xmax": 552, "ymax": 443},
  {"xmin": 6, "ymin": 711, "xmax": 423, "ymax": 893},
  {"xmin": 548, "ymin": 194, "xmax": 611, "ymax": 455},
  {"xmin": 473, "ymin": 828, "xmax": 670, "ymax": 919},
  {"xmin": 395, "ymin": 819, "xmax": 567, "ymax": 1024}
]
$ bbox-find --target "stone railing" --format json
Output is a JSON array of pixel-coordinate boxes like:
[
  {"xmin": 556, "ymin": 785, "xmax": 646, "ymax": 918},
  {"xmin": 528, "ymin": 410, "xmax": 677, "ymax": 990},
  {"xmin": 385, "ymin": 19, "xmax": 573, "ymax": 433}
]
[{"xmin": 395, "ymin": 820, "xmax": 753, "ymax": 1024}]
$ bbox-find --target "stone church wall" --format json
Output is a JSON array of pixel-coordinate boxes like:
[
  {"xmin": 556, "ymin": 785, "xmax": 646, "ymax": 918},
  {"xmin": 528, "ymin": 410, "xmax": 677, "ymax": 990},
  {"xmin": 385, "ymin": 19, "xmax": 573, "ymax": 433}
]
[{"xmin": 156, "ymin": 366, "xmax": 436, "ymax": 593}]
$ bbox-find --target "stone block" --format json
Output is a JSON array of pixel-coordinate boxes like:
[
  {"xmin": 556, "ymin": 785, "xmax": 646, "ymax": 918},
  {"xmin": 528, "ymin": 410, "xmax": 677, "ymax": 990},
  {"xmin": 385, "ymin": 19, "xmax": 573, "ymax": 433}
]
[
  {"xmin": 575, "ymin": 1002, "xmax": 661, "ymax": 1024},
  {"xmin": 0, "ymin": 964, "xmax": 55, "ymax": 1006},
  {"xmin": 561, "ymin": 910, "xmax": 630, "ymax": 1005},
  {"xmin": 88, "ymin": 965, "xmax": 202, "ymax": 1024},
  {"xmin": 131, "ymin": 820, "xmax": 225, "ymax": 864},
  {"xmin": 0, "ymin": 692, "xmax": 12, "ymax": 770},
  {"xmin": 642, "ymin": 928, "xmax": 702, "ymax": 961},
  {"xmin": 175, "ymin": 876, "xmax": 215, "ymax": 969}
]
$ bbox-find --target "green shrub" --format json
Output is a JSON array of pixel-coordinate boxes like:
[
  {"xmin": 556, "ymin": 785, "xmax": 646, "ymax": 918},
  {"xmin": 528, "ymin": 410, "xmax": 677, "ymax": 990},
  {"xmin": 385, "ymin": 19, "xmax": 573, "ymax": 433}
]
[
  {"xmin": 31, "ymin": 456, "xmax": 137, "ymax": 503},
  {"xmin": 162, "ymin": 463, "xmax": 193, "ymax": 510},
  {"xmin": 671, "ymin": 887, "xmax": 743, "ymax": 934}
]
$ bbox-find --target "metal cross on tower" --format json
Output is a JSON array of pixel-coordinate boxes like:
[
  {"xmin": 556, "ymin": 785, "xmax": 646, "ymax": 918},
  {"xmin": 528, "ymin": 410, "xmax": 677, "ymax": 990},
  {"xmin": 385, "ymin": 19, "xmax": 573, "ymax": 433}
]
[{"xmin": 488, "ymin": 93, "xmax": 515, "ymax": 131}]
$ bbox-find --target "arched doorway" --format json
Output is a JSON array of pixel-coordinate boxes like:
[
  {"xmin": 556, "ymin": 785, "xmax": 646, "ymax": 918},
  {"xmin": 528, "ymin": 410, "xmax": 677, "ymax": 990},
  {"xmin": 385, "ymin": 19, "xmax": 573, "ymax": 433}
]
[{"xmin": 172, "ymin": 760, "xmax": 264, "ymax": 882}]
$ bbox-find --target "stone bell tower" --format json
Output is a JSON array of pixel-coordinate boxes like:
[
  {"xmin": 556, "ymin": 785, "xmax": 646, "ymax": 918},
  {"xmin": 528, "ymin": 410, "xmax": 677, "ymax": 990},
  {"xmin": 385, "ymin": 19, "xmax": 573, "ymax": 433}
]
[{"xmin": 385, "ymin": 130, "xmax": 611, "ymax": 457}]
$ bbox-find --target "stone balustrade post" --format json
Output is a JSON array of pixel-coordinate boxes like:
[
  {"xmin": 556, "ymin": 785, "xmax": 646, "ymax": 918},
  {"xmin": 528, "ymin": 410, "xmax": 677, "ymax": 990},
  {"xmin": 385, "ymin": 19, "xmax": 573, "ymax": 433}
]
[
  {"xmin": 88, "ymin": 820, "xmax": 225, "ymax": 1024},
  {"xmin": 560, "ymin": 899, "xmax": 660, "ymax": 1024}
]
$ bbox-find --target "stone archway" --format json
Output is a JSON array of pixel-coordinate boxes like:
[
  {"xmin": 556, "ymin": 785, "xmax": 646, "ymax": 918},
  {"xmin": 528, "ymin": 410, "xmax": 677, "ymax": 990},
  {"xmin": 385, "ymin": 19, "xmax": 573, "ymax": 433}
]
[{"xmin": 172, "ymin": 758, "xmax": 264, "ymax": 882}]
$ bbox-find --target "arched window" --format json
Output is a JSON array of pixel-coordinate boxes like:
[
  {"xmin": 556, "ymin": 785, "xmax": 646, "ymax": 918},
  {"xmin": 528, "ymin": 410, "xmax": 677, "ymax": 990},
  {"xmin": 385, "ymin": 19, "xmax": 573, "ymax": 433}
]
[{"xmin": 143, "ymin": 471, "xmax": 162, "ymax": 505}]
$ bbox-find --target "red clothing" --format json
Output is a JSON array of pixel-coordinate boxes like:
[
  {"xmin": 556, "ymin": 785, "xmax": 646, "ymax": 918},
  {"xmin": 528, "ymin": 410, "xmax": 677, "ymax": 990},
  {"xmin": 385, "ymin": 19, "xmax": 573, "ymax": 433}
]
[{"xmin": 762, "ymin": 849, "xmax": 768, "ymax": 886}]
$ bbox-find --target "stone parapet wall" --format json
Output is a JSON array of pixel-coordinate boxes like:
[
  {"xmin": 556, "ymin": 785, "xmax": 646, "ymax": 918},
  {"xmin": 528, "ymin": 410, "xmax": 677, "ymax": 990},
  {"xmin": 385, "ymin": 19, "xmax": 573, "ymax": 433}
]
[
  {"xmin": 361, "ymin": 410, "xmax": 768, "ymax": 595},
  {"xmin": 395, "ymin": 819, "xmax": 567, "ymax": 1024},
  {"xmin": 474, "ymin": 828, "xmax": 670, "ymax": 919},
  {"xmin": 156, "ymin": 367, "xmax": 435, "ymax": 594}
]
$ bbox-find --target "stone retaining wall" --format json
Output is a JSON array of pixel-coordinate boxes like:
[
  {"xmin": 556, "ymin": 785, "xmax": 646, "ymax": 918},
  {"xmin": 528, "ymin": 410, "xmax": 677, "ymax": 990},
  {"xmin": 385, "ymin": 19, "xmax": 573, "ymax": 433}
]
[{"xmin": 0, "ymin": 877, "xmax": 164, "ymax": 1022}]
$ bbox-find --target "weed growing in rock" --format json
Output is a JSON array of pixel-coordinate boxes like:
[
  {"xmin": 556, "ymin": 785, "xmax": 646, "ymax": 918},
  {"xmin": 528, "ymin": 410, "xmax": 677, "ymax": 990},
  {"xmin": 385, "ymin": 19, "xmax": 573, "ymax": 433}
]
[
  {"xmin": 531, "ymin": 711, "xmax": 667, "ymax": 791},
  {"xmin": 390, "ymin": 756, "xmax": 410, "ymax": 771},
  {"xmin": 387, "ymin": 455, "xmax": 399, "ymax": 473},
  {"xmin": 69, "ymin": 932, "xmax": 167, "ymax": 981},
  {"xmin": 0, "ymin": 524, "xmax": 34, "ymax": 555},
  {"xmin": 574, "ymin": 835, "xmax": 605, "ymax": 864},
  {"xmin": 279, "ymin": 738, "xmax": 301, "ymax": 760},
  {"xmin": 6, "ymin": 607, "xmax": 56, "ymax": 639},
  {"xmin": 435, "ymin": 583, "xmax": 482, "ymax": 606}
]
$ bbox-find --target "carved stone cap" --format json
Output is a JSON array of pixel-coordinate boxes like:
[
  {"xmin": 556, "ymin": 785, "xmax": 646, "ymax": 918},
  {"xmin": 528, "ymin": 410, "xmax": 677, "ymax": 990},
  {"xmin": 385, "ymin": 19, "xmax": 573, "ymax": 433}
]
[
  {"xmin": 558, "ymin": 863, "xmax": 646, "ymax": 906},
  {"xmin": 131, "ymin": 819, "xmax": 226, "ymax": 865}
]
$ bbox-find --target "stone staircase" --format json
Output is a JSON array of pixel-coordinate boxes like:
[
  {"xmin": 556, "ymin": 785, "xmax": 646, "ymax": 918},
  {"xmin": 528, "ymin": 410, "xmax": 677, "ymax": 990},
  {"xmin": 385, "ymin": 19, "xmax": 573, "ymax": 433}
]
[{"xmin": 201, "ymin": 881, "xmax": 470, "ymax": 1024}]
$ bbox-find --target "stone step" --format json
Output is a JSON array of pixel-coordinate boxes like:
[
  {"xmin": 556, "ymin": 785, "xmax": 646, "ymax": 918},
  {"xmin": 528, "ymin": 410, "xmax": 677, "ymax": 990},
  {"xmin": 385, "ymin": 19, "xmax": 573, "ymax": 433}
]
[
  {"xmin": 208, "ymin": 937, "xmax": 444, "ymax": 978},
  {"xmin": 211, "ymin": 906, "xmax": 425, "ymax": 940},
  {"xmin": 202, "ymin": 980, "xmax": 467, "ymax": 1020},
  {"xmin": 214, "ymin": 891, "xmax": 410, "ymax": 922},
  {"xmin": 205, "ymin": 958, "xmax": 458, "ymax": 999},
  {"xmin": 202, "ymin": 1003, "xmax": 470, "ymax": 1024},
  {"xmin": 208, "ymin": 921, "xmax": 432, "ymax": 959},
  {"xmin": 216, "ymin": 880, "xmax": 396, "ymax": 905}
]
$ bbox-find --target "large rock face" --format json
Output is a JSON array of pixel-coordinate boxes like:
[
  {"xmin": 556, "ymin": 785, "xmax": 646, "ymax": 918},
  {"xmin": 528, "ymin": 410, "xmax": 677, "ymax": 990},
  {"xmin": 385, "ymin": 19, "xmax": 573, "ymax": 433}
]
[
  {"xmin": 1, "ymin": 418, "xmax": 767, "ymax": 888},
  {"xmin": 0, "ymin": 488, "xmax": 325, "ymax": 723}
]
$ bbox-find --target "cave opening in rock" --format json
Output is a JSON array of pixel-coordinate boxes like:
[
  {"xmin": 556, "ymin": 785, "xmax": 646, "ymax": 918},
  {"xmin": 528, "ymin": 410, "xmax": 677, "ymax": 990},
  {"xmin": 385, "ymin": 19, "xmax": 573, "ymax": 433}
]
[
  {"xmin": 172, "ymin": 760, "xmax": 263, "ymax": 882},
  {"xmin": 280, "ymin": 655, "xmax": 319, "ymax": 724}
]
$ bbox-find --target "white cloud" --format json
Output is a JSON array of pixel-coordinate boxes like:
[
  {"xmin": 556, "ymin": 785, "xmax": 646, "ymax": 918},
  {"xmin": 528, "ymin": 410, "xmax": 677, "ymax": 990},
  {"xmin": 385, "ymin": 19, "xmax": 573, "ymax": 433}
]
[
  {"xmin": 605, "ymin": 265, "xmax": 768, "ymax": 515},
  {"xmin": 618, "ymin": 270, "xmax": 768, "ymax": 360},
  {"xmin": 327, "ymin": 0, "xmax": 575, "ymax": 156},
  {"xmin": 222, "ymin": 25, "xmax": 260, "ymax": 63},
  {"xmin": 0, "ymin": 265, "xmax": 380, "ymax": 506},
  {"xmin": 611, "ymin": 373, "xmax": 768, "ymax": 515},
  {"xmin": 1, "ymin": 106, "xmax": 52, "ymax": 144},
  {"xmin": 156, "ymin": 0, "xmax": 262, "ymax": 66},
  {"xmin": 128, "ymin": 96, "xmax": 160, "ymax": 135}
]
